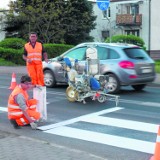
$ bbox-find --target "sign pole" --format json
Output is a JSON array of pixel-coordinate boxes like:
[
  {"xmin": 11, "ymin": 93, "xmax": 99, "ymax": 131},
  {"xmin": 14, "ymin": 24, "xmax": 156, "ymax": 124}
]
[{"xmin": 96, "ymin": 0, "xmax": 111, "ymax": 42}]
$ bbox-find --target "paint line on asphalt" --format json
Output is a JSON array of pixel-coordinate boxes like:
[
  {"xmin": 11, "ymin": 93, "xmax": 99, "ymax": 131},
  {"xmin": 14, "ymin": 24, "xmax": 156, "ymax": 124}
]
[
  {"xmin": 141, "ymin": 102, "xmax": 160, "ymax": 107},
  {"xmin": 82, "ymin": 116, "xmax": 159, "ymax": 133},
  {"xmin": 120, "ymin": 99, "xmax": 160, "ymax": 107},
  {"xmin": 44, "ymin": 126, "xmax": 155, "ymax": 154},
  {"xmin": 0, "ymin": 107, "xmax": 7, "ymax": 112},
  {"xmin": 38, "ymin": 107, "xmax": 123, "ymax": 131}
]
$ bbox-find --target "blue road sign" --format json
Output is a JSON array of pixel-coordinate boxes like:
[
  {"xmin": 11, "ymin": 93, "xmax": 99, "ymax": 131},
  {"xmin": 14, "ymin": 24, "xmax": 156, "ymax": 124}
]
[{"xmin": 96, "ymin": 0, "xmax": 110, "ymax": 11}]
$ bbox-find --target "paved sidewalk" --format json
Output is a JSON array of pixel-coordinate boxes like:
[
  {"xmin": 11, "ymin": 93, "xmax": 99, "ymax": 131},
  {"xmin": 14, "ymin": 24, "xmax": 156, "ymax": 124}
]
[{"xmin": 0, "ymin": 130, "xmax": 104, "ymax": 160}]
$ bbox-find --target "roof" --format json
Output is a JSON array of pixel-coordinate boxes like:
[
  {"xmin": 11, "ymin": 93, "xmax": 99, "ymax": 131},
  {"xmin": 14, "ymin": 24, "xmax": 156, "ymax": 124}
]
[{"xmin": 76, "ymin": 42, "xmax": 138, "ymax": 48}]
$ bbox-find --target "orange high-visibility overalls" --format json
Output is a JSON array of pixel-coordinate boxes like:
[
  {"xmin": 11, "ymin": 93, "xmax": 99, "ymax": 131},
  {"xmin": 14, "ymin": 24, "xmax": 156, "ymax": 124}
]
[
  {"xmin": 25, "ymin": 42, "xmax": 44, "ymax": 86},
  {"xmin": 8, "ymin": 85, "xmax": 40, "ymax": 126}
]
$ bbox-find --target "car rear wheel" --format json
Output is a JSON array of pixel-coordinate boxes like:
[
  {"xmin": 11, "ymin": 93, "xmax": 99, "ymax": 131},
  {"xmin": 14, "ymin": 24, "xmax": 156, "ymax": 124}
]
[
  {"xmin": 131, "ymin": 84, "xmax": 146, "ymax": 91},
  {"xmin": 107, "ymin": 74, "xmax": 120, "ymax": 94},
  {"xmin": 44, "ymin": 70, "xmax": 56, "ymax": 87}
]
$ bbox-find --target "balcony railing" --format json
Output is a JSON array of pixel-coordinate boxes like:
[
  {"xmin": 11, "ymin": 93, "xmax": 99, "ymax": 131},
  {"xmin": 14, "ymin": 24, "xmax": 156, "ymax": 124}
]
[{"xmin": 116, "ymin": 14, "xmax": 142, "ymax": 26}]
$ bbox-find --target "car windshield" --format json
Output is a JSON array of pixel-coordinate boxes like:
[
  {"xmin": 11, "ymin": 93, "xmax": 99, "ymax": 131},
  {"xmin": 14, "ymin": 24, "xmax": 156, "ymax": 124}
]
[
  {"xmin": 123, "ymin": 48, "xmax": 149, "ymax": 60},
  {"xmin": 63, "ymin": 47, "xmax": 87, "ymax": 60}
]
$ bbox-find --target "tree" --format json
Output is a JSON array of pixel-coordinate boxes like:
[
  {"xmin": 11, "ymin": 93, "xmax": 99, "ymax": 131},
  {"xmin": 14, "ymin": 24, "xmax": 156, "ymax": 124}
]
[
  {"xmin": 63, "ymin": 0, "xmax": 96, "ymax": 44},
  {"xmin": 4, "ymin": 0, "xmax": 66, "ymax": 43},
  {"xmin": 4, "ymin": 0, "xmax": 96, "ymax": 44}
]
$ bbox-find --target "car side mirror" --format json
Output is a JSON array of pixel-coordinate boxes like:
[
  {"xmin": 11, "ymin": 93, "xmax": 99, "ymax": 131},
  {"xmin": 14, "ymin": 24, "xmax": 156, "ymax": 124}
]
[{"xmin": 57, "ymin": 57, "xmax": 63, "ymax": 61}]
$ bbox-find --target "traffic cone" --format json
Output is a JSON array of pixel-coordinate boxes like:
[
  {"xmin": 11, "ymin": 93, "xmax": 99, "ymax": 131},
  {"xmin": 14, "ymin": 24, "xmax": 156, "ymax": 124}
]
[
  {"xmin": 150, "ymin": 126, "xmax": 160, "ymax": 160},
  {"xmin": 9, "ymin": 72, "xmax": 17, "ymax": 90}
]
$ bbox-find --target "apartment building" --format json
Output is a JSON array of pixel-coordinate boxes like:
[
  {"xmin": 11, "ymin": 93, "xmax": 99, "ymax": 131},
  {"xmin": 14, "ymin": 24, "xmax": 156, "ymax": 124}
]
[{"xmin": 89, "ymin": 0, "xmax": 160, "ymax": 58}]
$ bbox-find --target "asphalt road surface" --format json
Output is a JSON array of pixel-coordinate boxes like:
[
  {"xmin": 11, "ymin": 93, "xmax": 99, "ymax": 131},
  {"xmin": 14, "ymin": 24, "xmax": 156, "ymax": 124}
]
[{"xmin": 0, "ymin": 73, "xmax": 160, "ymax": 160}]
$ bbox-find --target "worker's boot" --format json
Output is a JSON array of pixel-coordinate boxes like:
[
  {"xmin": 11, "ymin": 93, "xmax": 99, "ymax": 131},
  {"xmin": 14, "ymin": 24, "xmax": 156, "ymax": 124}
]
[{"xmin": 9, "ymin": 119, "xmax": 21, "ymax": 129}]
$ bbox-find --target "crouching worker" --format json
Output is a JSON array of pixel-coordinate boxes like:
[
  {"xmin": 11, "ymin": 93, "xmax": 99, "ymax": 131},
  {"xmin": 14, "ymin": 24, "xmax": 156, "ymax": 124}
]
[{"xmin": 8, "ymin": 75, "xmax": 41, "ymax": 130}]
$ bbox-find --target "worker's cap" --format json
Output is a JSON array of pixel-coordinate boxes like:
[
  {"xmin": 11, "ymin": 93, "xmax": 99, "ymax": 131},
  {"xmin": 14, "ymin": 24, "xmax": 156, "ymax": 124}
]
[{"xmin": 20, "ymin": 75, "xmax": 31, "ymax": 83}]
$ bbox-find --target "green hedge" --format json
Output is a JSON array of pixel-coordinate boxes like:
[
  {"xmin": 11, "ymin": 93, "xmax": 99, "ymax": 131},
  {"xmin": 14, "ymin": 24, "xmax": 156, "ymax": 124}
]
[
  {"xmin": 155, "ymin": 60, "xmax": 160, "ymax": 73},
  {"xmin": 0, "ymin": 58, "xmax": 17, "ymax": 66},
  {"xmin": 0, "ymin": 38, "xmax": 26, "ymax": 49},
  {"xmin": 44, "ymin": 44, "xmax": 73, "ymax": 58},
  {"xmin": 0, "ymin": 38, "xmax": 74, "ymax": 65},
  {"xmin": 105, "ymin": 35, "xmax": 146, "ymax": 49},
  {"xmin": 0, "ymin": 47, "xmax": 25, "ymax": 65}
]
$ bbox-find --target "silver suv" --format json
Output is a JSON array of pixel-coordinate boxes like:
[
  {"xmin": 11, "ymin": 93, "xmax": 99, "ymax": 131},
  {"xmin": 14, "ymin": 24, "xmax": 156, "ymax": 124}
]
[{"xmin": 43, "ymin": 42, "xmax": 156, "ymax": 93}]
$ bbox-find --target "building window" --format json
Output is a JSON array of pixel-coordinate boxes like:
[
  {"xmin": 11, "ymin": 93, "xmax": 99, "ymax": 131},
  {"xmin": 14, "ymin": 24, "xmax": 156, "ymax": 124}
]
[
  {"xmin": 125, "ymin": 30, "xmax": 139, "ymax": 36},
  {"xmin": 131, "ymin": 4, "xmax": 139, "ymax": 15},
  {"xmin": 102, "ymin": 30, "xmax": 109, "ymax": 39},
  {"xmin": 102, "ymin": 7, "xmax": 111, "ymax": 19},
  {"xmin": 126, "ymin": 6, "xmax": 130, "ymax": 14}
]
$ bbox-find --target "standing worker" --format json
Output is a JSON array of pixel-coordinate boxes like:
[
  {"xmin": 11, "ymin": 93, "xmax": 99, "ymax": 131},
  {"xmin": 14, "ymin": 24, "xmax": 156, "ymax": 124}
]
[
  {"xmin": 8, "ymin": 75, "xmax": 41, "ymax": 129},
  {"xmin": 23, "ymin": 32, "xmax": 48, "ymax": 86}
]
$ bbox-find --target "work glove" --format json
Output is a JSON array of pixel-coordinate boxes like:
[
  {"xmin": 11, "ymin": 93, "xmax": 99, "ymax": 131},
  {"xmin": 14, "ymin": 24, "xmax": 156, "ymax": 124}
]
[{"xmin": 30, "ymin": 122, "xmax": 38, "ymax": 130}]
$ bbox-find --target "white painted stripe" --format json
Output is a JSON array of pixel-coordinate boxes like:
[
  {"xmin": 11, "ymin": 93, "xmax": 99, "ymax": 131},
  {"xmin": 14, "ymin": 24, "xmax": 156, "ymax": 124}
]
[
  {"xmin": 157, "ymin": 136, "xmax": 160, "ymax": 142},
  {"xmin": 82, "ymin": 116, "xmax": 159, "ymax": 133},
  {"xmin": 45, "ymin": 126, "xmax": 155, "ymax": 154},
  {"xmin": 0, "ymin": 107, "xmax": 7, "ymax": 112},
  {"xmin": 120, "ymin": 99, "xmax": 160, "ymax": 107},
  {"xmin": 141, "ymin": 102, "xmax": 160, "ymax": 107},
  {"xmin": 38, "ymin": 107, "xmax": 123, "ymax": 131}
]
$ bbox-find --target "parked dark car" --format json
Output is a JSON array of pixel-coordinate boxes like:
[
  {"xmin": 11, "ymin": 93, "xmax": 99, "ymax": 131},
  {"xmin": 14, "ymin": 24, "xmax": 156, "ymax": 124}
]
[{"xmin": 43, "ymin": 42, "xmax": 156, "ymax": 93}]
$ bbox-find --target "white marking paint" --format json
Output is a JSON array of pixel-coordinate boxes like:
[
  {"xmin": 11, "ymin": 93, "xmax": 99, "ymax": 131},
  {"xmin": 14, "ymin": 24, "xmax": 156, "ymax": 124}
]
[
  {"xmin": 38, "ymin": 107, "xmax": 123, "ymax": 131},
  {"xmin": 45, "ymin": 126, "xmax": 155, "ymax": 154},
  {"xmin": 0, "ymin": 107, "xmax": 7, "ymax": 112},
  {"xmin": 141, "ymin": 102, "xmax": 160, "ymax": 107},
  {"xmin": 82, "ymin": 116, "xmax": 159, "ymax": 133}
]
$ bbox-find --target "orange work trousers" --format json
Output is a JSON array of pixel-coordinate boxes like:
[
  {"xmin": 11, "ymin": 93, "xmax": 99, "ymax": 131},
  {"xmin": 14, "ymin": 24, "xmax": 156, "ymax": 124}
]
[
  {"xmin": 15, "ymin": 109, "xmax": 41, "ymax": 126},
  {"xmin": 27, "ymin": 63, "xmax": 44, "ymax": 86}
]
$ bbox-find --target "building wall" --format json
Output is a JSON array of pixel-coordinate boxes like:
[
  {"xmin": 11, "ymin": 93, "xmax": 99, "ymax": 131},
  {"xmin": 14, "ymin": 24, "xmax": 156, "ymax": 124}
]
[
  {"xmin": 0, "ymin": 12, "xmax": 6, "ymax": 41},
  {"xmin": 90, "ymin": 4, "xmax": 110, "ymax": 42},
  {"xmin": 151, "ymin": 0, "xmax": 160, "ymax": 51}
]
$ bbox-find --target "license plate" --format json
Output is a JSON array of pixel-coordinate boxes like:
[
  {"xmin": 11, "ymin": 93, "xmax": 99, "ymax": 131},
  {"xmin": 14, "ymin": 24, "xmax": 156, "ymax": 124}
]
[{"xmin": 142, "ymin": 68, "xmax": 152, "ymax": 73}]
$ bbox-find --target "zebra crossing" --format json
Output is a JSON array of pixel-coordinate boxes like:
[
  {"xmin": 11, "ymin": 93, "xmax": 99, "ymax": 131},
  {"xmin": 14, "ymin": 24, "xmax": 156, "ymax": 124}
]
[
  {"xmin": 0, "ymin": 105, "xmax": 158, "ymax": 154},
  {"xmin": 38, "ymin": 107, "xmax": 158, "ymax": 154},
  {"xmin": 0, "ymin": 106, "xmax": 7, "ymax": 112}
]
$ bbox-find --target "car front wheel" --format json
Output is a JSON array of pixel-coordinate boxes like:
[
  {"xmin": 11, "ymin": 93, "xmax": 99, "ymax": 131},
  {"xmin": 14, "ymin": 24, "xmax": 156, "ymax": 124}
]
[
  {"xmin": 131, "ymin": 84, "xmax": 146, "ymax": 91},
  {"xmin": 44, "ymin": 70, "xmax": 56, "ymax": 87}
]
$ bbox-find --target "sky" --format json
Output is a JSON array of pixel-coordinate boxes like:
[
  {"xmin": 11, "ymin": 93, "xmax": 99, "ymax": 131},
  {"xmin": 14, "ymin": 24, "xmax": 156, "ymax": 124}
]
[{"xmin": 0, "ymin": 0, "xmax": 10, "ymax": 9}]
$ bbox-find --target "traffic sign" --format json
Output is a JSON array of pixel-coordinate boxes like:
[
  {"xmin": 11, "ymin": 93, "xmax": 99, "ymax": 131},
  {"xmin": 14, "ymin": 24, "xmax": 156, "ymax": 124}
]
[{"xmin": 96, "ymin": 0, "xmax": 110, "ymax": 11}]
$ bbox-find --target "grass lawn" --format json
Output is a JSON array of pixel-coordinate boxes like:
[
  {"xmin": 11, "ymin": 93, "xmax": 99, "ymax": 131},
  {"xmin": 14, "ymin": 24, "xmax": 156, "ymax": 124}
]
[{"xmin": 155, "ymin": 60, "xmax": 160, "ymax": 73}]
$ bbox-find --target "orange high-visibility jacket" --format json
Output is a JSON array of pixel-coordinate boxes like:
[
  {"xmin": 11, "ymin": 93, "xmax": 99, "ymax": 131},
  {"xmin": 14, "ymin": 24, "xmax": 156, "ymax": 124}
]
[
  {"xmin": 8, "ymin": 85, "xmax": 29, "ymax": 120},
  {"xmin": 25, "ymin": 42, "xmax": 43, "ymax": 65},
  {"xmin": 27, "ymin": 99, "xmax": 37, "ymax": 111}
]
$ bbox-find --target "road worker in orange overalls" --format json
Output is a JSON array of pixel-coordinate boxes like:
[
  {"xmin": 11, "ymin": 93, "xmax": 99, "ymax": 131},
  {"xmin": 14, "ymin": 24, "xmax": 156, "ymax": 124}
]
[
  {"xmin": 23, "ymin": 32, "xmax": 48, "ymax": 86},
  {"xmin": 8, "ymin": 75, "xmax": 41, "ymax": 129}
]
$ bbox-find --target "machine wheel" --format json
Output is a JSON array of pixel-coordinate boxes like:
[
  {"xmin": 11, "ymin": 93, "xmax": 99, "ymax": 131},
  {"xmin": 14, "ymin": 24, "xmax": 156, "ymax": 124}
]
[
  {"xmin": 131, "ymin": 84, "xmax": 146, "ymax": 91},
  {"xmin": 107, "ymin": 74, "xmax": 120, "ymax": 94},
  {"xmin": 66, "ymin": 86, "xmax": 78, "ymax": 102},
  {"xmin": 97, "ymin": 95, "xmax": 106, "ymax": 103},
  {"xmin": 44, "ymin": 70, "xmax": 56, "ymax": 87}
]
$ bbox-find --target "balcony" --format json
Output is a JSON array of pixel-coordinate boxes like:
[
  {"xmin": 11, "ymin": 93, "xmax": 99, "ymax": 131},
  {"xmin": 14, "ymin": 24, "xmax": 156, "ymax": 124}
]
[{"xmin": 116, "ymin": 14, "xmax": 142, "ymax": 26}]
